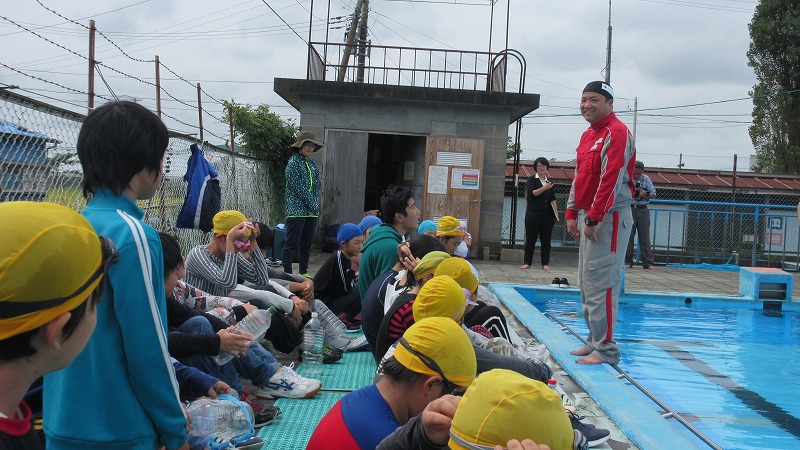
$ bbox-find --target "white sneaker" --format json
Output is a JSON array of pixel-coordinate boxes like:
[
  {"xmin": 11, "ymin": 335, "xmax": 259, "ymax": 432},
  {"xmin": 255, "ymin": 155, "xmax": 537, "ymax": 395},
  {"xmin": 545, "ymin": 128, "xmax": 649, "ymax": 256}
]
[
  {"xmin": 345, "ymin": 335, "xmax": 369, "ymax": 352},
  {"xmin": 255, "ymin": 364, "xmax": 321, "ymax": 399},
  {"xmin": 514, "ymin": 343, "xmax": 550, "ymax": 364},
  {"xmin": 325, "ymin": 330, "xmax": 354, "ymax": 350}
]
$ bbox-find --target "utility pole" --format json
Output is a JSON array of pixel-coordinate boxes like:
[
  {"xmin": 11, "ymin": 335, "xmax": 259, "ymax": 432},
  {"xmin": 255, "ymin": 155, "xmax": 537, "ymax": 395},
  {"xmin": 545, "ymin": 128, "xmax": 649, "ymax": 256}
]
[
  {"xmin": 229, "ymin": 107, "xmax": 238, "ymax": 210},
  {"xmin": 604, "ymin": 0, "xmax": 612, "ymax": 84},
  {"xmin": 154, "ymin": 55, "xmax": 161, "ymax": 117},
  {"xmin": 632, "ymin": 96, "xmax": 638, "ymax": 142},
  {"xmin": 356, "ymin": 0, "xmax": 369, "ymax": 82},
  {"xmin": 338, "ymin": 0, "xmax": 363, "ymax": 82},
  {"xmin": 88, "ymin": 20, "xmax": 96, "ymax": 113},
  {"xmin": 197, "ymin": 83, "xmax": 204, "ymax": 144}
]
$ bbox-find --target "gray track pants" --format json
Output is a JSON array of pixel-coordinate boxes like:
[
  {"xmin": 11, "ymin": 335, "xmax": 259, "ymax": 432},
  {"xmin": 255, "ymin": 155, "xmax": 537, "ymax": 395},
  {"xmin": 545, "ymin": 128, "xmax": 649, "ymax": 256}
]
[{"xmin": 577, "ymin": 208, "xmax": 632, "ymax": 364}]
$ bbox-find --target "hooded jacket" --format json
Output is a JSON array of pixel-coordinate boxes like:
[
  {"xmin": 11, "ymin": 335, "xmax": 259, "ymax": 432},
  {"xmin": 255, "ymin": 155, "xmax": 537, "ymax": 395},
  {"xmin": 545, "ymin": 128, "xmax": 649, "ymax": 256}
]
[
  {"xmin": 284, "ymin": 153, "xmax": 320, "ymax": 218},
  {"xmin": 358, "ymin": 223, "xmax": 403, "ymax": 302}
]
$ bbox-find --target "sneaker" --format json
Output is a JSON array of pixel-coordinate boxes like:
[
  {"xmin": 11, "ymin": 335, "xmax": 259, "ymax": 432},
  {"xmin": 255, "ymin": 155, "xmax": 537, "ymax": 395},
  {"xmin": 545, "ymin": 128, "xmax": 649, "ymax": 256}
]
[
  {"xmin": 300, "ymin": 344, "xmax": 343, "ymax": 364},
  {"xmin": 235, "ymin": 436, "xmax": 265, "ymax": 450},
  {"xmin": 514, "ymin": 343, "xmax": 550, "ymax": 364},
  {"xmin": 568, "ymin": 411, "xmax": 610, "ymax": 448},
  {"xmin": 559, "ymin": 278, "xmax": 570, "ymax": 288},
  {"xmin": 551, "ymin": 277, "xmax": 561, "ymax": 287},
  {"xmin": 241, "ymin": 394, "xmax": 282, "ymax": 427},
  {"xmin": 345, "ymin": 335, "xmax": 369, "ymax": 352},
  {"xmin": 326, "ymin": 329, "xmax": 355, "ymax": 350},
  {"xmin": 299, "ymin": 273, "xmax": 312, "ymax": 278},
  {"xmin": 269, "ymin": 259, "xmax": 283, "ymax": 267},
  {"xmin": 342, "ymin": 317, "xmax": 362, "ymax": 333},
  {"xmin": 255, "ymin": 364, "xmax": 321, "ymax": 399}
]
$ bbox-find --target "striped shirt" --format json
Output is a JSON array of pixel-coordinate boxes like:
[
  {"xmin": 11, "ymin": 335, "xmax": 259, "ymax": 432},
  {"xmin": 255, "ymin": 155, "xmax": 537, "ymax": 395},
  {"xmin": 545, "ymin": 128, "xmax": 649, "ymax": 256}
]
[{"xmin": 184, "ymin": 245, "xmax": 270, "ymax": 297}]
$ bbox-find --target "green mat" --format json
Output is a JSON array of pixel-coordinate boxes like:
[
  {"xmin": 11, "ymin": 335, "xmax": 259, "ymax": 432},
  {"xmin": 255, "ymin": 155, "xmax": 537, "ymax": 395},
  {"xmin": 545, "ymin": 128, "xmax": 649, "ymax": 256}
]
[
  {"xmin": 256, "ymin": 392, "xmax": 344, "ymax": 449},
  {"xmin": 296, "ymin": 350, "xmax": 377, "ymax": 392}
]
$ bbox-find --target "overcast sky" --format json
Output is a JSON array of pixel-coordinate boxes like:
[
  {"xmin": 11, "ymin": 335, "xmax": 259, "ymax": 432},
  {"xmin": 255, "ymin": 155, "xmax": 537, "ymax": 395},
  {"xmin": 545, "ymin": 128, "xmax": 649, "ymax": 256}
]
[{"xmin": 0, "ymin": 0, "xmax": 760, "ymax": 171}]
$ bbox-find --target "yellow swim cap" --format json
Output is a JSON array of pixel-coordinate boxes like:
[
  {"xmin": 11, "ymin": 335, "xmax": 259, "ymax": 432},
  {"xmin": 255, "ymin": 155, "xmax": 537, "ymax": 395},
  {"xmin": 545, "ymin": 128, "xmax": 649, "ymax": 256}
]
[
  {"xmin": 213, "ymin": 210, "xmax": 250, "ymax": 236},
  {"xmin": 0, "ymin": 202, "xmax": 108, "ymax": 340},
  {"xmin": 412, "ymin": 275, "xmax": 468, "ymax": 323},
  {"xmin": 393, "ymin": 317, "xmax": 476, "ymax": 387},
  {"xmin": 449, "ymin": 369, "xmax": 576, "ymax": 450}
]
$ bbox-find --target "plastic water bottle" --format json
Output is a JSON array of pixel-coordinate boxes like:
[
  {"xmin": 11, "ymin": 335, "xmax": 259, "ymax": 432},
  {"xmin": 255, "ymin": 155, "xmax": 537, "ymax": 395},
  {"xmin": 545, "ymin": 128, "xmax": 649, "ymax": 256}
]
[
  {"xmin": 547, "ymin": 378, "xmax": 572, "ymax": 406},
  {"xmin": 314, "ymin": 301, "xmax": 346, "ymax": 336},
  {"xmin": 186, "ymin": 395, "xmax": 254, "ymax": 441},
  {"xmin": 215, "ymin": 308, "xmax": 275, "ymax": 366},
  {"xmin": 303, "ymin": 312, "xmax": 324, "ymax": 376}
]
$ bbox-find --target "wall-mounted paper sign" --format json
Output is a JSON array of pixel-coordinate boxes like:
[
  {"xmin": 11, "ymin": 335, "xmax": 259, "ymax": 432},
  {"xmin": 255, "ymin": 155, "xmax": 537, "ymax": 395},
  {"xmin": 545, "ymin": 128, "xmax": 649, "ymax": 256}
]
[
  {"xmin": 451, "ymin": 168, "xmax": 480, "ymax": 190},
  {"xmin": 427, "ymin": 165, "xmax": 448, "ymax": 194}
]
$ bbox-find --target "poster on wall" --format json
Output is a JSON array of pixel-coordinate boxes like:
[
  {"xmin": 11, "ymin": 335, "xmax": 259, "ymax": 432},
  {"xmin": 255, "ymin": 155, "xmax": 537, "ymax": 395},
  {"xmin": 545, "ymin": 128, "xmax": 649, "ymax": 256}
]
[
  {"xmin": 427, "ymin": 165, "xmax": 448, "ymax": 194},
  {"xmin": 451, "ymin": 168, "xmax": 480, "ymax": 190}
]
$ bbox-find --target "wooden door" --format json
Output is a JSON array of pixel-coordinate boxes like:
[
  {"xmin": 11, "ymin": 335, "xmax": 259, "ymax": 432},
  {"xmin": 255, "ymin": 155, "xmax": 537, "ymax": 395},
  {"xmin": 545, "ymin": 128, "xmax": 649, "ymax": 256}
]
[
  {"xmin": 422, "ymin": 137, "xmax": 484, "ymax": 257},
  {"xmin": 321, "ymin": 130, "xmax": 369, "ymax": 227}
]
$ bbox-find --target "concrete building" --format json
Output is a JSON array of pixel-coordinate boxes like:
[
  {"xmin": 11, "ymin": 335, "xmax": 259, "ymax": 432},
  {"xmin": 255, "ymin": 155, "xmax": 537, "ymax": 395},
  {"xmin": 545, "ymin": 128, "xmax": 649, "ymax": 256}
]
[{"xmin": 275, "ymin": 45, "xmax": 538, "ymax": 257}]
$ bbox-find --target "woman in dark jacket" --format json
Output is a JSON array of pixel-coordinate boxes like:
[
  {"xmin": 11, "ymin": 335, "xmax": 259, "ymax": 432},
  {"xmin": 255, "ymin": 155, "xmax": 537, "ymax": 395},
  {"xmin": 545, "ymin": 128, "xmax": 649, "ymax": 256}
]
[{"xmin": 521, "ymin": 157, "xmax": 560, "ymax": 270}]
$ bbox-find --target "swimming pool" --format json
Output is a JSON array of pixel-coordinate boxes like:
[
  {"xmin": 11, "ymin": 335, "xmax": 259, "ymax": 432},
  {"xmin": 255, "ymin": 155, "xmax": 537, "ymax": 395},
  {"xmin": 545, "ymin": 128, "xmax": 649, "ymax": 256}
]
[{"xmin": 492, "ymin": 284, "xmax": 800, "ymax": 450}]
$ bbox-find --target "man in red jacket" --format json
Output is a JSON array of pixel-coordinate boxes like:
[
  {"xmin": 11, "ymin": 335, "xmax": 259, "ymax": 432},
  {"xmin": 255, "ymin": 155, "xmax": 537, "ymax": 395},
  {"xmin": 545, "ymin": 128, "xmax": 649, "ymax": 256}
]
[{"xmin": 565, "ymin": 81, "xmax": 636, "ymax": 365}]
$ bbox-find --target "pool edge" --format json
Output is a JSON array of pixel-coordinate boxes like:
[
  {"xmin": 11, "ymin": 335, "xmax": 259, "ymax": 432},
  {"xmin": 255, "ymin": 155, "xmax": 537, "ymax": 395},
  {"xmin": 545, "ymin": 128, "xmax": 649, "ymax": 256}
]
[{"xmin": 490, "ymin": 282, "xmax": 705, "ymax": 450}]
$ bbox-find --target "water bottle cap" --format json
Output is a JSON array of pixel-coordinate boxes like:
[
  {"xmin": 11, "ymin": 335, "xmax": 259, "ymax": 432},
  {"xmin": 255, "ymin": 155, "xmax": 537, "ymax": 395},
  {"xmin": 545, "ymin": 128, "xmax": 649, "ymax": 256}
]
[
  {"xmin": 548, "ymin": 378, "xmax": 557, "ymax": 385},
  {"xmin": 311, "ymin": 312, "xmax": 318, "ymax": 318}
]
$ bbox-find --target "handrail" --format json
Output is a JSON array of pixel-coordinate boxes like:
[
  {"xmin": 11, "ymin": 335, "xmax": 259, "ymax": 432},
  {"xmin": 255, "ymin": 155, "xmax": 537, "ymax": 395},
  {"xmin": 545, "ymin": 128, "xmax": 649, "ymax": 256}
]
[{"xmin": 543, "ymin": 311, "xmax": 724, "ymax": 450}]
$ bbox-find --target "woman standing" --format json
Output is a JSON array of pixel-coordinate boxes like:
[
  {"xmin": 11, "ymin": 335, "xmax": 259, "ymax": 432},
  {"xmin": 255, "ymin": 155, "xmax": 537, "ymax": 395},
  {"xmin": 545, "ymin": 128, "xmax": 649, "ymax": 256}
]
[
  {"xmin": 283, "ymin": 131, "xmax": 322, "ymax": 276},
  {"xmin": 521, "ymin": 157, "xmax": 559, "ymax": 270}
]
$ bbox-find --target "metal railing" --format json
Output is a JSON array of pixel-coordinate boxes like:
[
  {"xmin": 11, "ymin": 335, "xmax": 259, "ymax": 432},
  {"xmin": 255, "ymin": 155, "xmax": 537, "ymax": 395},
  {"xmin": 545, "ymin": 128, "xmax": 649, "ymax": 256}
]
[
  {"xmin": 307, "ymin": 41, "xmax": 526, "ymax": 93},
  {"xmin": 545, "ymin": 312, "xmax": 723, "ymax": 450},
  {"xmin": 502, "ymin": 193, "xmax": 800, "ymax": 269}
]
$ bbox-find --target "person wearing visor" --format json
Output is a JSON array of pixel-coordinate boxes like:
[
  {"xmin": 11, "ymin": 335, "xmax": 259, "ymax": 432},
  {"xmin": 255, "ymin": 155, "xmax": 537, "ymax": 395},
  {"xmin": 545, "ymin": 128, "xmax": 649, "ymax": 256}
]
[
  {"xmin": 306, "ymin": 317, "xmax": 477, "ymax": 450},
  {"xmin": 377, "ymin": 369, "xmax": 589, "ymax": 450},
  {"xmin": 0, "ymin": 202, "xmax": 118, "ymax": 450}
]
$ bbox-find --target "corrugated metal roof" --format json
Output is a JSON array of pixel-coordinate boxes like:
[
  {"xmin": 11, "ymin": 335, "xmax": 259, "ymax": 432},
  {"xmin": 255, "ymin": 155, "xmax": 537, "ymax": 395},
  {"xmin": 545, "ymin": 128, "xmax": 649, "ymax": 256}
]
[
  {"xmin": 0, "ymin": 119, "xmax": 52, "ymax": 141},
  {"xmin": 507, "ymin": 161, "xmax": 800, "ymax": 193}
]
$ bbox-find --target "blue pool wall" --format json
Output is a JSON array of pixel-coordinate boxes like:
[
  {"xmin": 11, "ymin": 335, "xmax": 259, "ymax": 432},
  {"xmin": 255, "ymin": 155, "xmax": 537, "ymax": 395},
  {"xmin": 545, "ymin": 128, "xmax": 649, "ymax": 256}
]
[{"xmin": 491, "ymin": 283, "xmax": 707, "ymax": 450}]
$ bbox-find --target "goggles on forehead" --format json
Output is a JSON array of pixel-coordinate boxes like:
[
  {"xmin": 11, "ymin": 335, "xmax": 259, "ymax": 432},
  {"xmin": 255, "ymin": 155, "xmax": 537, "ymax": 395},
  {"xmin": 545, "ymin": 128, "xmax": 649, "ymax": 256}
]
[
  {"xmin": 0, "ymin": 235, "xmax": 118, "ymax": 319},
  {"xmin": 397, "ymin": 337, "xmax": 465, "ymax": 396}
]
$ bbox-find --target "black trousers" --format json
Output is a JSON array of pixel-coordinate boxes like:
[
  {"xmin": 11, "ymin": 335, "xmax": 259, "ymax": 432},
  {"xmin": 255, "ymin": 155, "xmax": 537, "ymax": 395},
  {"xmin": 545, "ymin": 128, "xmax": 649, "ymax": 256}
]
[
  {"xmin": 282, "ymin": 216, "xmax": 317, "ymax": 274},
  {"xmin": 322, "ymin": 289, "xmax": 361, "ymax": 320},
  {"xmin": 464, "ymin": 302, "xmax": 510, "ymax": 340},
  {"xmin": 523, "ymin": 210, "xmax": 555, "ymax": 267}
]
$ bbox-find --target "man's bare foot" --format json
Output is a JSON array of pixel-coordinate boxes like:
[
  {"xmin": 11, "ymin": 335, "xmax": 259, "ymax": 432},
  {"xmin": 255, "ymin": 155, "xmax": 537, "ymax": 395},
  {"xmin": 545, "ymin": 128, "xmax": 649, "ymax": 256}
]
[
  {"xmin": 520, "ymin": 264, "xmax": 530, "ymax": 269},
  {"xmin": 542, "ymin": 265, "xmax": 551, "ymax": 271},
  {"xmin": 576, "ymin": 353, "xmax": 604, "ymax": 364},
  {"xmin": 569, "ymin": 345, "xmax": 591, "ymax": 356}
]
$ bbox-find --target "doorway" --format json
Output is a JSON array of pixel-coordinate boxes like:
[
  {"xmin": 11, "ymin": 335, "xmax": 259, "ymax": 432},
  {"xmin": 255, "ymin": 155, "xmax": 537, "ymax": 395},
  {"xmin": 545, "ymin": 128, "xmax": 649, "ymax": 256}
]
[{"xmin": 363, "ymin": 133, "xmax": 426, "ymax": 214}]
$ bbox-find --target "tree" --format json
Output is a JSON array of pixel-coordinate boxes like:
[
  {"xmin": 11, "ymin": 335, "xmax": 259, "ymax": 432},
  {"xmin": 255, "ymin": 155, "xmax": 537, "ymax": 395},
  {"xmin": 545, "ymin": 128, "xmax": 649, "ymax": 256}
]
[
  {"xmin": 506, "ymin": 136, "xmax": 518, "ymax": 160},
  {"xmin": 223, "ymin": 101, "xmax": 298, "ymax": 224},
  {"xmin": 747, "ymin": 0, "xmax": 800, "ymax": 173}
]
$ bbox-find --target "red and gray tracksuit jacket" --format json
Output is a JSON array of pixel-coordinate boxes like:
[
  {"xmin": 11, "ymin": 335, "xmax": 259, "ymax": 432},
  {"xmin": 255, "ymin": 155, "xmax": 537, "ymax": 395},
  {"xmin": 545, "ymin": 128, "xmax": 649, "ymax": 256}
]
[{"xmin": 566, "ymin": 112, "xmax": 636, "ymax": 222}]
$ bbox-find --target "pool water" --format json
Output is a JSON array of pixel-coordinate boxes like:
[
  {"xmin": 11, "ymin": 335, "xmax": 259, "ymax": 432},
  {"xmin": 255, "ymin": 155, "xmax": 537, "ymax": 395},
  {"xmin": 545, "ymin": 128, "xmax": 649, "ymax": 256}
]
[{"xmin": 520, "ymin": 292, "xmax": 800, "ymax": 449}]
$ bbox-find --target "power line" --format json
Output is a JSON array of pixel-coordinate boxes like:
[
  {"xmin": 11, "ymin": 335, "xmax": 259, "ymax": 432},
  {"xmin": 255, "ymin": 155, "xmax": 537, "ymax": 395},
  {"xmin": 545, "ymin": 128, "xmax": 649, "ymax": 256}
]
[
  {"xmin": 0, "ymin": 60, "xmax": 112, "ymax": 101},
  {"xmin": 259, "ymin": 0, "xmax": 308, "ymax": 45}
]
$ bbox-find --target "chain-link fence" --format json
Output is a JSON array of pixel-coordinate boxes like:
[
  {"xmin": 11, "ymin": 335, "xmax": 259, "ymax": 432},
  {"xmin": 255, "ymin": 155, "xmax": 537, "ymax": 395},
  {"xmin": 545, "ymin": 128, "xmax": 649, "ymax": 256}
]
[
  {"xmin": 0, "ymin": 89, "xmax": 273, "ymax": 252},
  {"xmin": 503, "ymin": 172, "xmax": 800, "ymax": 269}
]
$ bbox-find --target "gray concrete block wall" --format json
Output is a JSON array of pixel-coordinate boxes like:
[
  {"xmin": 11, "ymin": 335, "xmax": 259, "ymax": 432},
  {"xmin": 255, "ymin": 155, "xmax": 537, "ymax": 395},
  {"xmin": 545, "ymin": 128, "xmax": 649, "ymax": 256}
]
[{"xmin": 296, "ymin": 96, "xmax": 517, "ymax": 258}]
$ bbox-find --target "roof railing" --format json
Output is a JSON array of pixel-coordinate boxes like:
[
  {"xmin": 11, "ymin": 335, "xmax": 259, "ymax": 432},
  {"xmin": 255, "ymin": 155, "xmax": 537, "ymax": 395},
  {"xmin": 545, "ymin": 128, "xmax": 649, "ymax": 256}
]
[{"xmin": 306, "ymin": 41, "xmax": 526, "ymax": 94}]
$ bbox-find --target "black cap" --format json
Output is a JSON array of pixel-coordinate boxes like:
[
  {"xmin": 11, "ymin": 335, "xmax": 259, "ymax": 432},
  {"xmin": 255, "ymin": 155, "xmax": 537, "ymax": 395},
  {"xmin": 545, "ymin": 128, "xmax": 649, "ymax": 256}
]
[{"xmin": 583, "ymin": 81, "xmax": 614, "ymax": 100}]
